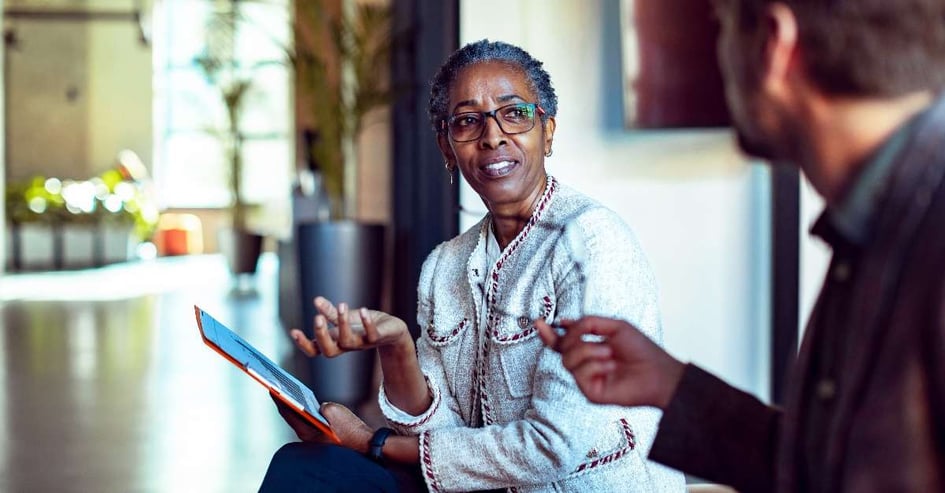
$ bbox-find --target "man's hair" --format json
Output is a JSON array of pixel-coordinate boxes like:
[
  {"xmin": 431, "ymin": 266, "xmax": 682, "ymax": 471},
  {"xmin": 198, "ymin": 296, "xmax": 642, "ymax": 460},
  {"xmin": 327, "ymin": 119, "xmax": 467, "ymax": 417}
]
[
  {"xmin": 728, "ymin": 0, "xmax": 945, "ymax": 96},
  {"xmin": 428, "ymin": 39, "xmax": 558, "ymax": 132}
]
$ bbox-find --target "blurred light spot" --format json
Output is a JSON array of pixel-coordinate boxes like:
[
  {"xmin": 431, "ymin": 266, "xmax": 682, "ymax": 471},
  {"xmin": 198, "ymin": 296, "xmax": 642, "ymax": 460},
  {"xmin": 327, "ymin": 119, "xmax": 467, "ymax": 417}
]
[
  {"xmin": 28, "ymin": 197, "xmax": 47, "ymax": 213},
  {"xmin": 44, "ymin": 177, "xmax": 62, "ymax": 194}
]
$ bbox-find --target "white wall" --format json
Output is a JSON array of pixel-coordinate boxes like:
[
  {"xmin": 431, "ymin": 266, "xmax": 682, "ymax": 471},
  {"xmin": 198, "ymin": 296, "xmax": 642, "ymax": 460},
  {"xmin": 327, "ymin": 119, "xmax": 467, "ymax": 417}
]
[
  {"xmin": 5, "ymin": 4, "xmax": 151, "ymax": 182},
  {"xmin": 460, "ymin": 0, "xmax": 772, "ymax": 400}
]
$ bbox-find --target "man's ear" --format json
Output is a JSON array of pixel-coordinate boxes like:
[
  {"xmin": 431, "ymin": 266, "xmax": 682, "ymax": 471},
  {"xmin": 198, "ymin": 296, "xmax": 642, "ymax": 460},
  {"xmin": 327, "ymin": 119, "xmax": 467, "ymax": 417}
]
[
  {"xmin": 761, "ymin": 3, "xmax": 799, "ymax": 99},
  {"xmin": 543, "ymin": 116, "xmax": 556, "ymax": 156}
]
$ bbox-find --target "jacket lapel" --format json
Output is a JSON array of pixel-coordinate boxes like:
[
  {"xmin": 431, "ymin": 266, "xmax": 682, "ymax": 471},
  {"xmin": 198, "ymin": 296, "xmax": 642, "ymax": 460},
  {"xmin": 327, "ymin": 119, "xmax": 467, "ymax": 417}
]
[{"xmin": 823, "ymin": 95, "xmax": 945, "ymax": 483}]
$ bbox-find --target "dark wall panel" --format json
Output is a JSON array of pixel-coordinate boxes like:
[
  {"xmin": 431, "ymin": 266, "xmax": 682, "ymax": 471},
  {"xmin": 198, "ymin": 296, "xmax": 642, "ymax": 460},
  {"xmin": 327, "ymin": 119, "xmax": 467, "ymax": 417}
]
[{"xmin": 391, "ymin": 0, "xmax": 460, "ymax": 336}]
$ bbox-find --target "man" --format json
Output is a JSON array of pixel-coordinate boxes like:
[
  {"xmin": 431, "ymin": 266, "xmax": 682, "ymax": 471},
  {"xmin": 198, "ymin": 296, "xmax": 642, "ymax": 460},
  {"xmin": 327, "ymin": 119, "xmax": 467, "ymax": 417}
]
[{"xmin": 538, "ymin": 0, "xmax": 945, "ymax": 492}]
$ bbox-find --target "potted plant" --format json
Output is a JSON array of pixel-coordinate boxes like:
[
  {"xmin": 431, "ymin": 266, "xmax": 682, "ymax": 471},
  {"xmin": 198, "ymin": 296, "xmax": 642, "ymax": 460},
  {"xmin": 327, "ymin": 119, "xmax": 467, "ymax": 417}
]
[
  {"xmin": 281, "ymin": 0, "xmax": 397, "ymax": 407},
  {"xmin": 196, "ymin": 4, "xmax": 264, "ymax": 276},
  {"xmin": 290, "ymin": 0, "xmax": 395, "ymax": 218},
  {"xmin": 5, "ymin": 168, "xmax": 157, "ymax": 271}
]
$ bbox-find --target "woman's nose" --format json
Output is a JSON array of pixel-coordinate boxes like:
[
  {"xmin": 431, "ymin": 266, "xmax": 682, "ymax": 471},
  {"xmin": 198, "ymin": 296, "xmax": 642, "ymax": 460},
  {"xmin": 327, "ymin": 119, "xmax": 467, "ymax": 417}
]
[{"xmin": 478, "ymin": 115, "xmax": 507, "ymax": 148}]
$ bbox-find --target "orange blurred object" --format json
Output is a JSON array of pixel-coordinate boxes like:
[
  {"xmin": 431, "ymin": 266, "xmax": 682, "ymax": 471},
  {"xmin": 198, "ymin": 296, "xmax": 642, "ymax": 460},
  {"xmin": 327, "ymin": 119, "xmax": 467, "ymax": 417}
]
[{"xmin": 154, "ymin": 213, "xmax": 204, "ymax": 256}]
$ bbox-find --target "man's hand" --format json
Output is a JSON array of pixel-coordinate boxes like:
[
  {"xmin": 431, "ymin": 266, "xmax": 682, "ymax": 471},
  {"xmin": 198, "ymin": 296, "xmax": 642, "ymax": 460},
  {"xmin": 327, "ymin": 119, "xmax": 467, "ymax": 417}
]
[{"xmin": 536, "ymin": 316, "xmax": 685, "ymax": 409}]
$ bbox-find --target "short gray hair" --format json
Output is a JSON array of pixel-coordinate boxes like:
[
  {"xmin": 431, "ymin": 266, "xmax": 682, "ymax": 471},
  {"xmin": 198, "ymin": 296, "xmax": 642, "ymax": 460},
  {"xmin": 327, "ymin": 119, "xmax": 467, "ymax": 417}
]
[{"xmin": 428, "ymin": 39, "xmax": 558, "ymax": 133}]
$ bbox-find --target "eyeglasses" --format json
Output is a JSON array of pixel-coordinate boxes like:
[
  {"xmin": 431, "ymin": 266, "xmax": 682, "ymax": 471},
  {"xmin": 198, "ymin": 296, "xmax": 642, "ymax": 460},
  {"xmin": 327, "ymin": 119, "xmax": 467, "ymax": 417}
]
[{"xmin": 441, "ymin": 102, "xmax": 545, "ymax": 143}]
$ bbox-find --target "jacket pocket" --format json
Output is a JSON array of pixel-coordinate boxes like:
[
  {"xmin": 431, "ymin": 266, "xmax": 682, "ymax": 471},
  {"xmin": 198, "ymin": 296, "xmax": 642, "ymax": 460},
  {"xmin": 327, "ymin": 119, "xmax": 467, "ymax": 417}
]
[
  {"xmin": 497, "ymin": 333, "xmax": 543, "ymax": 399},
  {"xmin": 493, "ymin": 295, "xmax": 555, "ymax": 399},
  {"xmin": 571, "ymin": 418, "xmax": 637, "ymax": 475},
  {"xmin": 424, "ymin": 316, "xmax": 469, "ymax": 347}
]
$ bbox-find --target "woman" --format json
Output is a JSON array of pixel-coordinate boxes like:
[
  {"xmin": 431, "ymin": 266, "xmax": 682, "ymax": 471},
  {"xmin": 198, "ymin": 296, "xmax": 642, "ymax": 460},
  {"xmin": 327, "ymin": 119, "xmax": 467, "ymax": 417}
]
[{"xmin": 261, "ymin": 39, "xmax": 684, "ymax": 492}]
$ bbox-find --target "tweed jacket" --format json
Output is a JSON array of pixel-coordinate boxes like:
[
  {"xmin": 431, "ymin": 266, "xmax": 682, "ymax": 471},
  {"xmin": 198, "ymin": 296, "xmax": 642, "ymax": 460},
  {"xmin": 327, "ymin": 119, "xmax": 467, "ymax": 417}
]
[
  {"xmin": 649, "ymin": 95, "xmax": 945, "ymax": 492},
  {"xmin": 379, "ymin": 178, "xmax": 685, "ymax": 492}
]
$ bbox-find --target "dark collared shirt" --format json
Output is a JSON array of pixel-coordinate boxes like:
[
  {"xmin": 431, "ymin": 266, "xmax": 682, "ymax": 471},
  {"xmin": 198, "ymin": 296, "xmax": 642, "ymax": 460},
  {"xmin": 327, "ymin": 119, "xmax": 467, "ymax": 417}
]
[{"xmin": 799, "ymin": 111, "xmax": 921, "ymax": 491}]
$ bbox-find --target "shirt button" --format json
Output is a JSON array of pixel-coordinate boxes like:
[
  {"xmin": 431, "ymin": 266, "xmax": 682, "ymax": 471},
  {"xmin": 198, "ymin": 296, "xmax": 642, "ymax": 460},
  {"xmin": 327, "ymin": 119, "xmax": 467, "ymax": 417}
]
[
  {"xmin": 832, "ymin": 262, "xmax": 851, "ymax": 282},
  {"xmin": 816, "ymin": 379, "xmax": 836, "ymax": 400}
]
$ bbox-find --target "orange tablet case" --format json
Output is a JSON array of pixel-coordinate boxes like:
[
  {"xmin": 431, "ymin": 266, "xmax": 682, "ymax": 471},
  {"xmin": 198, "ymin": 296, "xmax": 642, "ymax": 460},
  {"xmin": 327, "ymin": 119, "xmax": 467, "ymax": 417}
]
[{"xmin": 194, "ymin": 305, "xmax": 341, "ymax": 444}]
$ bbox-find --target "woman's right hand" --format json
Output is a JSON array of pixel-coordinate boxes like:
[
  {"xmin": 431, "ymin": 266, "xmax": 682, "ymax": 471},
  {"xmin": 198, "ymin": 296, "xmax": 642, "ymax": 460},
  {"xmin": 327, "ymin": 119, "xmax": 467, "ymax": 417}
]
[{"xmin": 289, "ymin": 296, "xmax": 410, "ymax": 358}]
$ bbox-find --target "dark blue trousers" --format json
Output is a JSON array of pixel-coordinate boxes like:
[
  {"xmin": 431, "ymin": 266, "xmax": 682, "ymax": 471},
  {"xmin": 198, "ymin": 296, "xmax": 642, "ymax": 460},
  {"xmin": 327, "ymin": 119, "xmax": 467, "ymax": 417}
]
[{"xmin": 258, "ymin": 442, "xmax": 426, "ymax": 493}]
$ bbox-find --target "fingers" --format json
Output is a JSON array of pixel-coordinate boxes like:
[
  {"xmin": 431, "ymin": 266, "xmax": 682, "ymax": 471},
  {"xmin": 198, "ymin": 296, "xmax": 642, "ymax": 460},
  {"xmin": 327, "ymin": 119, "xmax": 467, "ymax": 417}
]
[
  {"xmin": 535, "ymin": 319, "xmax": 560, "ymax": 349},
  {"xmin": 272, "ymin": 391, "xmax": 325, "ymax": 442},
  {"xmin": 319, "ymin": 401, "xmax": 354, "ymax": 423},
  {"xmin": 361, "ymin": 307, "xmax": 381, "ymax": 345},
  {"xmin": 559, "ymin": 339, "xmax": 613, "ymax": 373},
  {"xmin": 334, "ymin": 303, "xmax": 362, "ymax": 348},
  {"xmin": 314, "ymin": 296, "xmax": 340, "ymax": 323},
  {"xmin": 313, "ymin": 313, "xmax": 344, "ymax": 357},
  {"xmin": 536, "ymin": 317, "xmax": 583, "ymax": 349},
  {"xmin": 538, "ymin": 317, "xmax": 617, "ymax": 356},
  {"xmin": 289, "ymin": 328, "xmax": 319, "ymax": 357},
  {"xmin": 570, "ymin": 360, "xmax": 618, "ymax": 403},
  {"xmin": 539, "ymin": 317, "xmax": 618, "ymax": 386},
  {"xmin": 554, "ymin": 316, "xmax": 625, "ymax": 352}
]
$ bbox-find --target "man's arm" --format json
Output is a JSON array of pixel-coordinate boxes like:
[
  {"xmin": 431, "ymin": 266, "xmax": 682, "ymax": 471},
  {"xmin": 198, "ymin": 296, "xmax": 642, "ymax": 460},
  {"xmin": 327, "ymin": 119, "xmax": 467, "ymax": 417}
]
[
  {"xmin": 538, "ymin": 317, "xmax": 781, "ymax": 493},
  {"xmin": 650, "ymin": 364, "xmax": 781, "ymax": 493}
]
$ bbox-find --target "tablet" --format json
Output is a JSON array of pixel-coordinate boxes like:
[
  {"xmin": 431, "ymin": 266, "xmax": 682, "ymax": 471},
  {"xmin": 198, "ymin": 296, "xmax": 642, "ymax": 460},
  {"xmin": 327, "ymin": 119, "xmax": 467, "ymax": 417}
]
[{"xmin": 194, "ymin": 305, "xmax": 340, "ymax": 444}]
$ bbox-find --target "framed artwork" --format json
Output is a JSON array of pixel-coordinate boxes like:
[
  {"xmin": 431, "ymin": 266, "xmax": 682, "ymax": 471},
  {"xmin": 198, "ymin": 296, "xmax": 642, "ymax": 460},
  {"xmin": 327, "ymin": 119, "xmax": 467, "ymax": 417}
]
[{"xmin": 620, "ymin": 0, "xmax": 730, "ymax": 128}]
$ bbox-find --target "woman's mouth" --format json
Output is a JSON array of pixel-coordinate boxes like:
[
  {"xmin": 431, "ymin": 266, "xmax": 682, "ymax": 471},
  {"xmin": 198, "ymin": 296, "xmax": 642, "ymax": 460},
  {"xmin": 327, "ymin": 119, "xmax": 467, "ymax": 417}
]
[{"xmin": 481, "ymin": 160, "xmax": 517, "ymax": 178}]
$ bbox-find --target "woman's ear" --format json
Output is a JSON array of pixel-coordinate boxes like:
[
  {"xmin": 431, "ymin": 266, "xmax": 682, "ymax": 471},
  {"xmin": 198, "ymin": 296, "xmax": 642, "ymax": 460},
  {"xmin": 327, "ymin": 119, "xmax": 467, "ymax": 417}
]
[
  {"xmin": 542, "ymin": 116, "xmax": 557, "ymax": 156},
  {"xmin": 436, "ymin": 133, "xmax": 456, "ymax": 166}
]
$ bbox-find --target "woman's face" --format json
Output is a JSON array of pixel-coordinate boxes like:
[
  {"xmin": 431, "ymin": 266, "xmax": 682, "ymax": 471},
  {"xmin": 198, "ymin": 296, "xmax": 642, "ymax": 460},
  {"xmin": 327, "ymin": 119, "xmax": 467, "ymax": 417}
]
[{"xmin": 439, "ymin": 61, "xmax": 555, "ymax": 216}]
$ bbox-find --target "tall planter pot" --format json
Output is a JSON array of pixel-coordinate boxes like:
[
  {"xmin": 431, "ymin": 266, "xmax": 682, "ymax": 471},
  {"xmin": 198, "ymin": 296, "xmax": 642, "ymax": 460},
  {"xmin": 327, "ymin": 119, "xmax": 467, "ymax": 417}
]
[
  {"xmin": 219, "ymin": 227, "xmax": 264, "ymax": 275},
  {"xmin": 296, "ymin": 221, "xmax": 385, "ymax": 408}
]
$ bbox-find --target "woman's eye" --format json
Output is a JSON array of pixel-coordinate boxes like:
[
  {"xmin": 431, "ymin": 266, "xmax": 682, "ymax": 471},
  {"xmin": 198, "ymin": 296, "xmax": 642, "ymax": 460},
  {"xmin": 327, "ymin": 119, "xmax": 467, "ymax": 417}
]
[
  {"xmin": 503, "ymin": 106, "xmax": 531, "ymax": 121},
  {"xmin": 454, "ymin": 115, "xmax": 480, "ymax": 127}
]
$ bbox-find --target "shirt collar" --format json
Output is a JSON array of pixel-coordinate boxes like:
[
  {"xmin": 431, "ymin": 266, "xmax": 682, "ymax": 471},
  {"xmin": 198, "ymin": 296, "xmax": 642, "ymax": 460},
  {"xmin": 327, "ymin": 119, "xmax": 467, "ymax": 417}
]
[{"xmin": 813, "ymin": 107, "xmax": 926, "ymax": 248}]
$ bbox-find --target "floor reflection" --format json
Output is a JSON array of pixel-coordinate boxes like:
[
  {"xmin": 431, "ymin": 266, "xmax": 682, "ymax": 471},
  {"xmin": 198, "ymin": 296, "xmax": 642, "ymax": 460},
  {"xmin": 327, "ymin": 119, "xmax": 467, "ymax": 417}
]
[{"xmin": 0, "ymin": 254, "xmax": 301, "ymax": 493}]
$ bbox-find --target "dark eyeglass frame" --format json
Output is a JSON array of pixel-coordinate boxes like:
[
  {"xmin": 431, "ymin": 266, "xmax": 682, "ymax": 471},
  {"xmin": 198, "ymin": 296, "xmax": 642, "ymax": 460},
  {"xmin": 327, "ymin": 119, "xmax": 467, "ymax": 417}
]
[{"xmin": 440, "ymin": 102, "xmax": 546, "ymax": 143}]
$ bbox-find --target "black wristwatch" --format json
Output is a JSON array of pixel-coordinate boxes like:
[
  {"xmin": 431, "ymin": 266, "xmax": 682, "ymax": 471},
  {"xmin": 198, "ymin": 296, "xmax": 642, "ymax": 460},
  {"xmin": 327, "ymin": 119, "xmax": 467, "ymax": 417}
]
[{"xmin": 368, "ymin": 427, "xmax": 394, "ymax": 463}]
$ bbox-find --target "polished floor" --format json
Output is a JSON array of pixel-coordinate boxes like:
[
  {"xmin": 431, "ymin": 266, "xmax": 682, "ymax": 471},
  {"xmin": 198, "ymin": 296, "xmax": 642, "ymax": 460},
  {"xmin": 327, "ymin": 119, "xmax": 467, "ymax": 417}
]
[{"xmin": 0, "ymin": 253, "xmax": 319, "ymax": 493}]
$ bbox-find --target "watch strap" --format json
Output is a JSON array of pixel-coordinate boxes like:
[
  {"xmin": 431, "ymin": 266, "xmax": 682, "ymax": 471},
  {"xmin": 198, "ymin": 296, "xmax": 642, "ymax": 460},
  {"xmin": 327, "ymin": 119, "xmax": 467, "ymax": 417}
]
[{"xmin": 368, "ymin": 427, "xmax": 394, "ymax": 463}]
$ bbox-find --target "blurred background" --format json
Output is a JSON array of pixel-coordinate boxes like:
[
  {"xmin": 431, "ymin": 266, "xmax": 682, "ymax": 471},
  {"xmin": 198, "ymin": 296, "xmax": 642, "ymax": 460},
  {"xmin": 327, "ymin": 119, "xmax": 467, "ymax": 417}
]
[{"xmin": 0, "ymin": 0, "xmax": 830, "ymax": 491}]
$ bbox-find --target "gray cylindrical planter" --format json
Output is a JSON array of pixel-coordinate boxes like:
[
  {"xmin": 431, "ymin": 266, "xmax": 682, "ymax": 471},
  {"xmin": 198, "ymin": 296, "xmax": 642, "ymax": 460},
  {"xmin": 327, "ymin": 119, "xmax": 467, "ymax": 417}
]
[
  {"xmin": 296, "ymin": 221, "xmax": 385, "ymax": 408},
  {"xmin": 98, "ymin": 225, "xmax": 135, "ymax": 265},
  {"xmin": 18, "ymin": 223, "xmax": 55, "ymax": 270},
  {"xmin": 218, "ymin": 228, "xmax": 264, "ymax": 275},
  {"xmin": 62, "ymin": 225, "xmax": 96, "ymax": 269}
]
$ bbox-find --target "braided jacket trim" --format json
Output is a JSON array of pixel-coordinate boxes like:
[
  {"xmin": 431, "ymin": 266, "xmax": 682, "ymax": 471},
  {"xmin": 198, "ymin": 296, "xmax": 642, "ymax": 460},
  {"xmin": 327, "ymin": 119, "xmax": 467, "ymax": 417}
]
[
  {"xmin": 419, "ymin": 430, "xmax": 443, "ymax": 492},
  {"xmin": 479, "ymin": 177, "xmax": 558, "ymax": 425},
  {"xmin": 378, "ymin": 376, "xmax": 441, "ymax": 428},
  {"xmin": 426, "ymin": 318, "xmax": 469, "ymax": 344},
  {"xmin": 573, "ymin": 418, "xmax": 637, "ymax": 474}
]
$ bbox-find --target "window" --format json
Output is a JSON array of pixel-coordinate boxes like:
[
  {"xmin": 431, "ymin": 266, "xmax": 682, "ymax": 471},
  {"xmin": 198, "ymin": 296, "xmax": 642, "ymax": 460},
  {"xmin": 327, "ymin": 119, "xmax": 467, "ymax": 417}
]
[{"xmin": 152, "ymin": 0, "xmax": 291, "ymax": 212}]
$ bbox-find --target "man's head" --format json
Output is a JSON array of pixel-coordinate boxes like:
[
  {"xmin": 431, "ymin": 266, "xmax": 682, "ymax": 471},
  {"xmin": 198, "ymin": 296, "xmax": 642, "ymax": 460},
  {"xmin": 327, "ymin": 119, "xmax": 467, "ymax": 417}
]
[{"xmin": 714, "ymin": 0, "xmax": 945, "ymax": 160}]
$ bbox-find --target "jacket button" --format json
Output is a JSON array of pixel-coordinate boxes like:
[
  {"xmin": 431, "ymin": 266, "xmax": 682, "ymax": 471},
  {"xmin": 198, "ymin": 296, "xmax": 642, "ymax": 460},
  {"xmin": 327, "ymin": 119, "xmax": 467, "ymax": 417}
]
[
  {"xmin": 518, "ymin": 316, "xmax": 529, "ymax": 329},
  {"xmin": 832, "ymin": 262, "xmax": 851, "ymax": 282},
  {"xmin": 816, "ymin": 379, "xmax": 836, "ymax": 400}
]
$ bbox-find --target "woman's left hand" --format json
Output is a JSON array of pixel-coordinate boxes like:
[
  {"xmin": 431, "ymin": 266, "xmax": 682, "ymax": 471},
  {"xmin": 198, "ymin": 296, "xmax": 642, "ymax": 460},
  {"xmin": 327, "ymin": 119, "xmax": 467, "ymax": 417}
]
[{"xmin": 290, "ymin": 296, "xmax": 411, "ymax": 358}]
